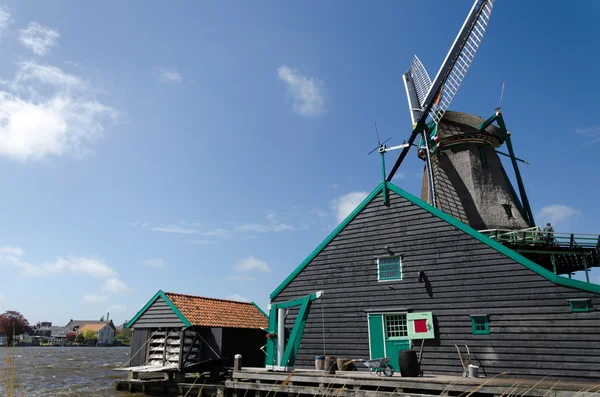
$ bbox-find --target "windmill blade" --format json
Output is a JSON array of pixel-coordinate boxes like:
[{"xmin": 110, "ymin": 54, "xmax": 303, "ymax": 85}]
[
  {"xmin": 403, "ymin": 56, "xmax": 432, "ymax": 125},
  {"xmin": 421, "ymin": 0, "xmax": 496, "ymax": 125}
]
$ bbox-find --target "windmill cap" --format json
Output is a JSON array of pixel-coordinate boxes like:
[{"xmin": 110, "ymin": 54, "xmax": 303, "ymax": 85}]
[{"xmin": 436, "ymin": 111, "xmax": 504, "ymax": 148}]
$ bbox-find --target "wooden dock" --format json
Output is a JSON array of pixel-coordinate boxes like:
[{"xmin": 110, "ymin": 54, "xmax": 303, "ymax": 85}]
[
  {"xmin": 115, "ymin": 367, "xmax": 600, "ymax": 396},
  {"xmin": 228, "ymin": 368, "xmax": 600, "ymax": 397}
]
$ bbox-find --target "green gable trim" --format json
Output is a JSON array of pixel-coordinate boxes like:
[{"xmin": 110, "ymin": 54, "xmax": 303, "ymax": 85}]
[
  {"xmin": 251, "ymin": 302, "xmax": 269, "ymax": 319},
  {"xmin": 270, "ymin": 184, "xmax": 385, "ymax": 299},
  {"xmin": 270, "ymin": 181, "xmax": 600, "ymax": 301},
  {"xmin": 126, "ymin": 290, "xmax": 192, "ymax": 328}
]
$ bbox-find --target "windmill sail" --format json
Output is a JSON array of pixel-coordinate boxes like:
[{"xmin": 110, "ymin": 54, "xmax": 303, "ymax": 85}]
[{"xmin": 422, "ymin": 0, "xmax": 495, "ymax": 125}]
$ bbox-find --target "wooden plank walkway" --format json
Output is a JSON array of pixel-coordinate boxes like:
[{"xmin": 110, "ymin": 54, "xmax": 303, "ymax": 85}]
[{"xmin": 228, "ymin": 368, "xmax": 600, "ymax": 397}]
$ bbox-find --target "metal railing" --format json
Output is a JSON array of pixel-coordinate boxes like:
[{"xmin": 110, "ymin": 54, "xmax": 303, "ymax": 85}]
[{"xmin": 479, "ymin": 227, "xmax": 600, "ymax": 249}]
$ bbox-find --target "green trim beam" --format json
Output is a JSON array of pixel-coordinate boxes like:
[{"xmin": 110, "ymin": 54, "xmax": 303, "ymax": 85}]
[
  {"xmin": 126, "ymin": 290, "xmax": 191, "ymax": 328},
  {"xmin": 271, "ymin": 182, "xmax": 600, "ymax": 301}
]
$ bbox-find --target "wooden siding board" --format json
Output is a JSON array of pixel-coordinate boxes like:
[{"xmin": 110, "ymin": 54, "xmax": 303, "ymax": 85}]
[
  {"xmin": 273, "ymin": 191, "xmax": 600, "ymax": 379},
  {"xmin": 130, "ymin": 297, "xmax": 184, "ymax": 328}
]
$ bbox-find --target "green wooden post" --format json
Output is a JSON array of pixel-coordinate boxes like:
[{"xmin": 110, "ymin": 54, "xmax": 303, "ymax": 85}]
[
  {"xmin": 550, "ymin": 254, "xmax": 557, "ymax": 275},
  {"xmin": 583, "ymin": 255, "xmax": 590, "ymax": 283},
  {"xmin": 381, "ymin": 152, "xmax": 388, "ymax": 205},
  {"xmin": 265, "ymin": 304, "xmax": 278, "ymax": 367},
  {"xmin": 495, "ymin": 114, "xmax": 535, "ymax": 227}
]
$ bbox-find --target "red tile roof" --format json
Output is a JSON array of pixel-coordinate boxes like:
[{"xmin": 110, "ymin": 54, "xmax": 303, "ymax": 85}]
[
  {"xmin": 78, "ymin": 323, "xmax": 109, "ymax": 333},
  {"xmin": 164, "ymin": 292, "xmax": 268, "ymax": 329}
]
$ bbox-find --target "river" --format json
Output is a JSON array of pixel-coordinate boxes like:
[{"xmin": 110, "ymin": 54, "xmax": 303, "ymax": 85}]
[{"xmin": 0, "ymin": 346, "xmax": 140, "ymax": 396}]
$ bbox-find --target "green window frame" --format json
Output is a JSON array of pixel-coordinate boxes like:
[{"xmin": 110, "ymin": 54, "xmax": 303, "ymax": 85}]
[
  {"xmin": 378, "ymin": 256, "xmax": 402, "ymax": 281},
  {"xmin": 569, "ymin": 299, "xmax": 590, "ymax": 312},
  {"xmin": 470, "ymin": 315, "xmax": 489, "ymax": 335}
]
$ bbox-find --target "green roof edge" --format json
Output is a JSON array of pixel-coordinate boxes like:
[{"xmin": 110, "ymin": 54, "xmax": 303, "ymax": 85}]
[
  {"xmin": 270, "ymin": 182, "xmax": 600, "ymax": 301},
  {"xmin": 251, "ymin": 302, "xmax": 269, "ymax": 319},
  {"xmin": 270, "ymin": 183, "xmax": 385, "ymax": 299},
  {"xmin": 126, "ymin": 290, "xmax": 192, "ymax": 328}
]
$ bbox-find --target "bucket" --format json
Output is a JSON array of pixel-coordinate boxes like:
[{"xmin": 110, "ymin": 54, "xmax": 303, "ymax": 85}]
[
  {"xmin": 468, "ymin": 364, "xmax": 479, "ymax": 378},
  {"xmin": 324, "ymin": 356, "xmax": 337, "ymax": 374},
  {"xmin": 315, "ymin": 356, "xmax": 325, "ymax": 370}
]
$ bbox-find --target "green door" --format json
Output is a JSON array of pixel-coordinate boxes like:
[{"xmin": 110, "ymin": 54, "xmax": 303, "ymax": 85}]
[
  {"xmin": 368, "ymin": 314, "xmax": 385, "ymax": 360},
  {"xmin": 368, "ymin": 313, "xmax": 410, "ymax": 371}
]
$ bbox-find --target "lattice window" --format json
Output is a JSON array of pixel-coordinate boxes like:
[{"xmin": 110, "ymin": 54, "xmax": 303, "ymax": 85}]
[
  {"xmin": 378, "ymin": 256, "xmax": 402, "ymax": 281},
  {"xmin": 385, "ymin": 314, "xmax": 408, "ymax": 339},
  {"xmin": 471, "ymin": 315, "xmax": 489, "ymax": 335}
]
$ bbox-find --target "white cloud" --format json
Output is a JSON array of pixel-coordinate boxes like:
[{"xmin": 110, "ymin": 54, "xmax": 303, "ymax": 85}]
[
  {"xmin": 225, "ymin": 293, "xmax": 250, "ymax": 302},
  {"xmin": 204, "ymin": 228, "xmax": 231, "ymax": 237},
  {"xmin": 575, "ymin": 126, "xmax": 600, "ymax": 144},
  {"xmin": 332, "ymin": 191, "xmax": 369, "ymax": 223},
  {"xmin": 19, "ymin": 22, "xmax": 60, "ymax": 56},
  {"xmin": 157, "ymin": 67, "xmax": 183, "ymax": 84},
  {"xmin": 189, "ymin": 239, "xmax": 215, "ymax": 245},
  {"xmin": 83, "ymin": 293, "xmax": 108, "ymax": 303},
  {"xmin": 278, "ymin": 65, "xmax": 326, "ymax": 117},
  {"xmin": 235, "ymin": 211, "xmax": 294, "ymax": 233},
  {"xmin": 0, "ymin": 61, "xmax": 117, "ymax": 161},
  {"xmin": 149, "ymin": 226, "xmax": 197, "ymax": 234},
  {"xmin": 0, "ymin": 6, "xmax": 11, "ymax": 34},
  {"xmin": 537, "ymin": 205, "xmax": 582, "ymax": 229},
  {"xmin": 234, "ymin": 256, "xmax": 270, "ymax": 273},
  {"xmin": 102, "ymin": 278, "xmax": 131, "ymax": 294},
  {"xmin": 0, "ymin": 247, "xmax": 117, "ymax": 278},
  {"xmin": 226, "ymin": 275, "xmax": 256, "ymax": 282},
  {"xmin": 140, "ymin": 258, "xmax": 167, "ymax": 269}
]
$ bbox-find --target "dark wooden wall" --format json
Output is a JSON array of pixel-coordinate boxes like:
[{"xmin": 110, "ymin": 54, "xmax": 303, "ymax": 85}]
[
  {"xmin": 272, "ymin": 191, "xmax": 600, "ymax": 379},
  {"xmin": 221, "ymin": 328, "xmax": 266, "ymax": 367}
]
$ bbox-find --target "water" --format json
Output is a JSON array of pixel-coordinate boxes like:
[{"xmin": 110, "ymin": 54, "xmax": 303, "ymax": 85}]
[{"xmin": 0, "ymin": 346, "xmax": 138, "ymax": 396}]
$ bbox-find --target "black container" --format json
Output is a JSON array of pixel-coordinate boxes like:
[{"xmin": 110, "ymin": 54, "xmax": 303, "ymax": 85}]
[{"xmin": 399, "ymin": 350, "xmax": 421, "ymax": 377}]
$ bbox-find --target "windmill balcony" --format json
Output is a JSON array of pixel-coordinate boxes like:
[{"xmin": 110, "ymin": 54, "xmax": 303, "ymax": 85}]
[{"xmin": 479, "ymin": 227, "xmax": 600, "ymax": 281}]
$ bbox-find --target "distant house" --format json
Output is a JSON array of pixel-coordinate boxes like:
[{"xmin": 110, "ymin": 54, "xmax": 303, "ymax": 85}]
[
  {"xmin": 0, "ymin": 335, "xmax": 6, "ymax": 346},
  {"xmin": 77, "ymin": 323, "xmax": 116, "ymax": 344},
  {"xmin": 126, "ymin": 290, "xmax": 268, "ymax": 370},
  {"xmin": 65, "ymin": 319, "xmax": 114, "ymax": 333},
  {"xmin": 32, "ymin": 321, "xmax": 53, "ymax": 338}
]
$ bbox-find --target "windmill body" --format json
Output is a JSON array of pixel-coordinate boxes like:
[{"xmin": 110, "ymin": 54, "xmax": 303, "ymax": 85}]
[{"xmin": 420, "ymin": 111, "xmax": 529, "ymax": 230}]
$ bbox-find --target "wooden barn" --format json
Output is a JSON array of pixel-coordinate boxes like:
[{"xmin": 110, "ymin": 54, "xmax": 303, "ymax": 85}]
[
  {"xmin": 269, "ymin": 182, "xmax": 600, "ymax": 380},
  {"xmin": 126, "ymin": 290, "xmax": 268, "ymax": 372}
]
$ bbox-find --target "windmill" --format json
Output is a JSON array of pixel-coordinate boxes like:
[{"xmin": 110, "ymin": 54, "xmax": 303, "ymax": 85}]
[{"xmin": 386, "ymin": 0, "xmax": 535, "ymax": 231}]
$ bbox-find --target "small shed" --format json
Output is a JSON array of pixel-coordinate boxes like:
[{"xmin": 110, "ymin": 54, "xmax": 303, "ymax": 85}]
[{"xmin": 126, "ymin": 290, "xmax": 268, "ymax": 370}]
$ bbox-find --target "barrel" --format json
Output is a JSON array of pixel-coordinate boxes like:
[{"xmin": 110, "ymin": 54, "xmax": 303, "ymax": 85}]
[
  {"xmin": 399, "ymin": 350, "xmax": 421, "ymax": 377},
  {"xmin": 324, "ymin": 356, "xmax": 337, "ymax": 374},
  {"xmin": 315, "ymin": 356, "xmax": 325, "ymax": 370}
]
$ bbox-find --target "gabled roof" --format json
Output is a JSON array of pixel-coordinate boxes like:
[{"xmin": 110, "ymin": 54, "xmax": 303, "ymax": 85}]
[
  {"xmin": 270, "ymin": 182, "xmax": 600, "ymax": 300},
  {"xmin": 126, "ymin": 290, "xmax": 268, "ymax": 329},
  {"xmin": 79, "ymin": 323, "xmax": 110, "ymax": 333}
]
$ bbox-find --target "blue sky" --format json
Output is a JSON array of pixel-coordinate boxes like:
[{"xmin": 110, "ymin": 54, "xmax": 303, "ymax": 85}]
[{"xmin": 0, "ymin": 1, "xmax": 598, "ymax": 326}]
